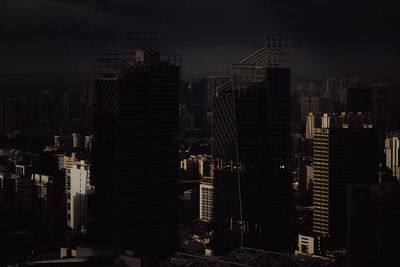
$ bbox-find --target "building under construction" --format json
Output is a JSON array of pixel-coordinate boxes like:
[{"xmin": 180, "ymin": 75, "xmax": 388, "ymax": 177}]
[
  {"xmin": 212, "ymin": 36, "xmax": 293, "ymax": 253},
  {"xmin": 89, "ymin": 34, "xmax": 181, "ymax": 258}
]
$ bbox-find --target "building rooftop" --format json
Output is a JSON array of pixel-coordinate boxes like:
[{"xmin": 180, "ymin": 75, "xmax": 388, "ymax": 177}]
[{"xmin": 200, "ymin": 177, "xmax": 213, "ymax": 184}]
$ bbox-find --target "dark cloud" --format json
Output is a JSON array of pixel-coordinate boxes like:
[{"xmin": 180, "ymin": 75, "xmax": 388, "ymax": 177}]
[{"xmin": 0, "ymin": 0, "xmax": 399, "ymax": 81}]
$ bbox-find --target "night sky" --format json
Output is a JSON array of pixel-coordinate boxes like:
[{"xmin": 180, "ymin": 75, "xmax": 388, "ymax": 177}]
[{"xmin": 0, "ymin": 0, "xmax": 399, "ymax": 93}]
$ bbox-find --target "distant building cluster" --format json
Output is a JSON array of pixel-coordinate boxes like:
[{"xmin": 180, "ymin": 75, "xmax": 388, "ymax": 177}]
[
  {"xmin": 0, "ymin": 158, "xmax": 65, "ymax": 240},
  {"xmin": 292, "ymin": 78, "xmax": 400, "ymax": 266},
  {"xmin": 180, "ymin": 154, "xmax": 212, "ymax": 178}
]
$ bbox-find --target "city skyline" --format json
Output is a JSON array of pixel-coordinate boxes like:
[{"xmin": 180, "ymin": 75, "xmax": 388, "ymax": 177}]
[{"xmin": 1, "ymin": 1, "xmax": 400, "ymax": 266}]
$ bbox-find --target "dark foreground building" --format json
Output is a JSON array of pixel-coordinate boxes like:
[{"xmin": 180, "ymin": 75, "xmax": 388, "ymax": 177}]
[
  {"xmin": 212, "ymin": 36, "xmax": 292, "ymax": 253},
  {"xmin": 347, "ymin": 183, "xmax": 400, "ymax": 267},
  {"xmin": 89, "ymin": 36, "xmax": 181, "ymax": 258}
]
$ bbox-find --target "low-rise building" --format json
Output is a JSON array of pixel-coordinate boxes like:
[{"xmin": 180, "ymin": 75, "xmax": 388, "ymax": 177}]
[{"xmin": 295, "ymin": 234, "xmax": 315, "ymax": 255}]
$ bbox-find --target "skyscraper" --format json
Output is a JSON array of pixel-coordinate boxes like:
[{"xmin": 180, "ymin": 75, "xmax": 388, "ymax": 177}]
[
  {"xmin": 313, "ymin": 125, "xmax": 378, "ymax": 253},
  {"xmin": 89, "ymin": 36, "xmax": 181, "ymax": 258},
  {"xmin": 212, "ymin": 36, "xmax": 292, "ymax": 253}
]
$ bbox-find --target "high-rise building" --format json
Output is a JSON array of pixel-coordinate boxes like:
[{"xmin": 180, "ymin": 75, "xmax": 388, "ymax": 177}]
[
  {"xmin": 385, "ymin": 133, "xmax": 400, "ymax": 180},
  {"xmin": 58, "ymin": 153, "xmax": 79, "ymax": 225},
  {"xmin": 306, "ymin": 113, "xmax": 315, "ymax": 139},
  {"xmin": 199, "ymin": 177, "xmax": 213, "ymax": 223},
  {"xmin": 300, "ymin": 97, "xmax": 335, "ymax": 125},
  {"xmin": 69, "ymin": 160, "xmax": 92, "ymax": 232},
  {"xmin": 31, "ymin": 173, "xmax": 66, "ymax": 238},
  {"xmin": 89, "ymin": 36, "xmax": 180, "ymax": 257},
  {"xmin": 198, "ymin": 155, "xmax": 212, "ymax": 177},
  {"xmin": 347, "ymin": 183, "xmax": 400, "ymax": 267},
  {"xmin": 0, "ymin": 173, "xmax": 16, "ymax": 231},
  {"xmin": 1, "ymin": 169, "xmax": 65, "ymax": 237},
  {"xmin": 313, "ymin": 126, "xmax": 378, "ymax": 253},
  {"xmin": 212, "ymin": 36, "xmax": 292, "ymax": 253},
  {"xmin": 14, "ymin": 164, "xmax": 34, "ymax": 226}
]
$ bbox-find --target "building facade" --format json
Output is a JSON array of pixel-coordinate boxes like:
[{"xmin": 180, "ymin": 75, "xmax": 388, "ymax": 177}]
[
  {"xmin": 199, "ymin": 177, "xmax": 213, "ymax": 223},
  {"xmin": 70, "ymin": 160, "xmax": 92, "ymax": 231}
]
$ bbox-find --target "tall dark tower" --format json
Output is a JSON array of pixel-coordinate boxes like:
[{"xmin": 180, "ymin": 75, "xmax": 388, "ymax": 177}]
[
  {"xmin": 89, "ymin": 35, "xmax": 181, "ymax": 258},
  {"xmin": 212, "ymin": 36, "xmax": 292, "ymax": 253}
]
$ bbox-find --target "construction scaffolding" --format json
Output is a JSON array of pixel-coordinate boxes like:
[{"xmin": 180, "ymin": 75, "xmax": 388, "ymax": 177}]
[
  {"xmin": 162, "ymin": 247, "xmax": 336, "ymax": 267},
  {"xmin": 125, "ymin": 32, "xmax": 182, "ymax": 67},
  {"xmin": 95, "ymin": 53, "xmax": 126, "ymax": 79},
  {"xmin": 95, "ymin": 32, "xmax": 182, "ymax": 79},
  {"xmin": 231, "ymin": 35, "xmax": 291, "ymax": 82}
]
